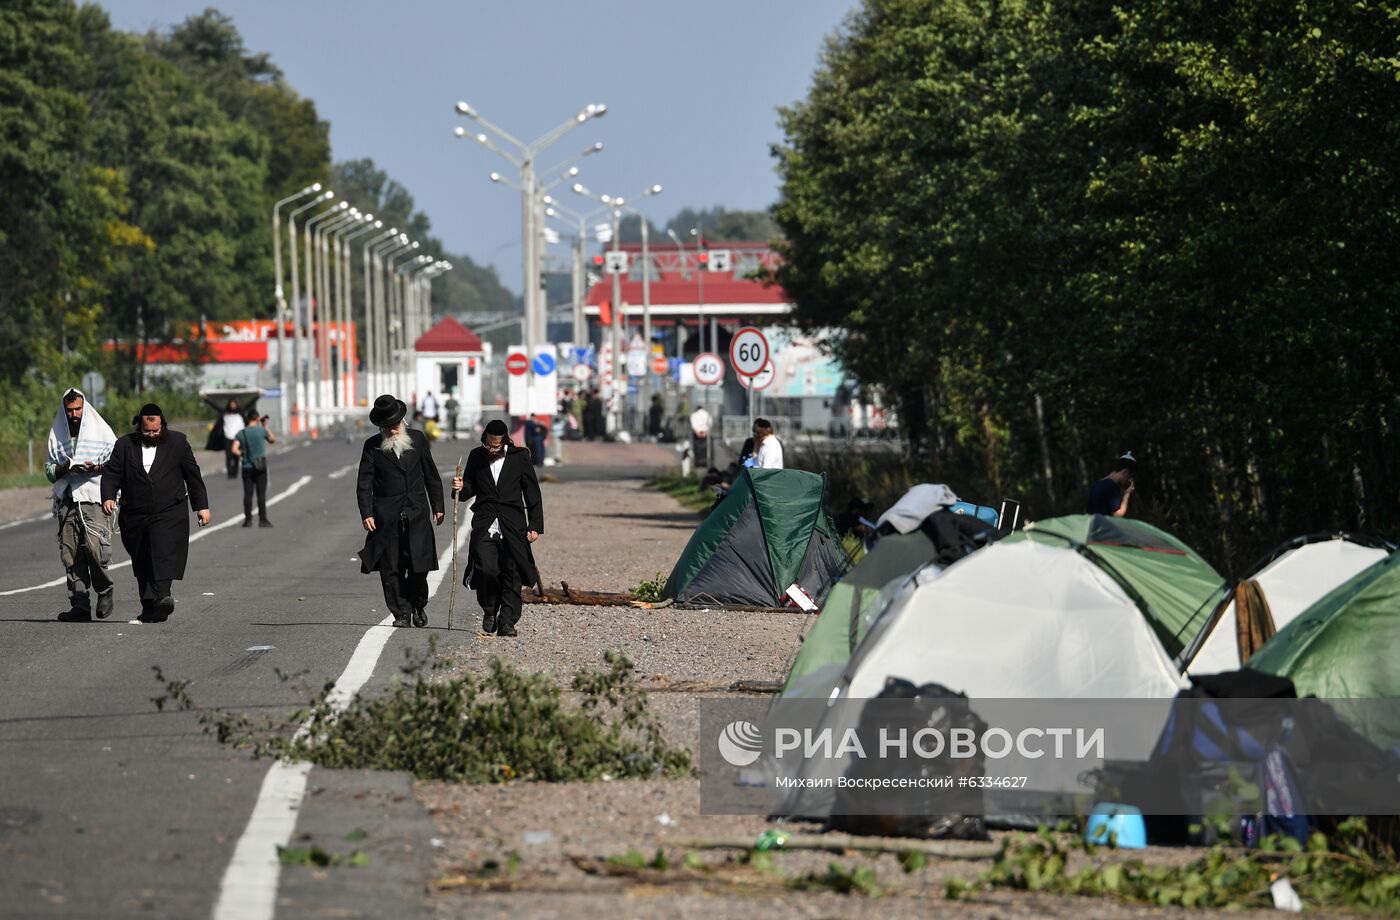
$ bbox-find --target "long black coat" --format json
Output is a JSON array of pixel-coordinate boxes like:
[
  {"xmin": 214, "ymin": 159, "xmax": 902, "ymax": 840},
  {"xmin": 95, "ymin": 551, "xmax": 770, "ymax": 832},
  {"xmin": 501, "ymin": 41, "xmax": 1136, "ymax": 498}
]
[
  {"xmin": 100, "ymin": 430, "xmax": 210, "ymax": 581},
  {"xmin": 357, "ymin": 429, "xmax": 445, "ymax": 574},
  {"xmin": 456, "ymin": 444, "xmax": 544, "ymax": 589}
]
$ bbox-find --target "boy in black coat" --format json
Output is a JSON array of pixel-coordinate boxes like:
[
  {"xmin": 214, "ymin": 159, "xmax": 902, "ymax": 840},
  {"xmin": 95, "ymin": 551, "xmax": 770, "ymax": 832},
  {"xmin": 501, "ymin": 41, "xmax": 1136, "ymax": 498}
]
[{"xmin": 451, "ymin": 419, "xmax": 544, "ymax": 637}]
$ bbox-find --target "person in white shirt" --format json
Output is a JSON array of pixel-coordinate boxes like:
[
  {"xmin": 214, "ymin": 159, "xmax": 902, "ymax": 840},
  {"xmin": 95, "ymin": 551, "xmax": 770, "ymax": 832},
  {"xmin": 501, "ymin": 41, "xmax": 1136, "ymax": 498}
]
[
  {"xmin": 420, "ymin": 391, "xmax": 439, "ymax": 421},
  {"xmin": 753, "ymin": 417, "xmax": 785, "ymax": 469}
]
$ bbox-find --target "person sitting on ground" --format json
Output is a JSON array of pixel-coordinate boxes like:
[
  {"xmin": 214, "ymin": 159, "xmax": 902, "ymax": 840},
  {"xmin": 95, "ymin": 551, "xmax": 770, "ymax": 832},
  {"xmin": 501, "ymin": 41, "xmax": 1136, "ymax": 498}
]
[
  {"xmin": 834, "ymin": 497, "xmax": 876, "ymax": 540},
  {"xmin": 1087, "ymin": 451, "xmax": 1137, "ymax": 518}
]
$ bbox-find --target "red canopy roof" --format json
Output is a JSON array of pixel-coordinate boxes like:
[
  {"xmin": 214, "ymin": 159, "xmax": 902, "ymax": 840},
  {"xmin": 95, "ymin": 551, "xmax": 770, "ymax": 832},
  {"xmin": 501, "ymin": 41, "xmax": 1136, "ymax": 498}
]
[{"xmin": 415, "ymin": 316, "xmax": 484, "ymax": 353}]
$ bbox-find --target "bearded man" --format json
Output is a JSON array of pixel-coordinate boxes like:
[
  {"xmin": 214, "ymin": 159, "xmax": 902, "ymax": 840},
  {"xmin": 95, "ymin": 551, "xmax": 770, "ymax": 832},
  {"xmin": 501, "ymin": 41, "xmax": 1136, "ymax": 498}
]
[
  {"xmin": 100, "ymin": 404, "xmax": 211, "ymax": 623},
  {"xmin": 451, "ymin": 419, "xmax": 543, "ymax": 638},
  {"xmin": 357, "ymin": 394, "xmax": 445, "ymax": 627},
  {"xmin": 46, "ymin": 388, "xmax": 118, "ymax": 621}
]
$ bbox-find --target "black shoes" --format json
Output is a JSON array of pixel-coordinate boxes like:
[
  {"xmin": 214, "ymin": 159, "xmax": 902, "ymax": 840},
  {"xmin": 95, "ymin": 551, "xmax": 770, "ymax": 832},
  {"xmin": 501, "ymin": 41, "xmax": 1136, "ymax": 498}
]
[
  {"xmin": 411, "ymin": 607, "xmax": 427, "ymax": 628},
  {"xmin": 242, "ymin": 517, "xmax": 253, "ymax": 527},
  {"xmin": 140, "ymin": 596, "xmax": 176, "ymax": 623},
  {"xmin": 57, "ymin": 608, "xmax": 92, "ymax": 622},
  {"xmin": 95, "ymin": 592, "xmax": 113, "ymax": 620},
  {"xmin": 481, "ymin": 614, "xmax": 496, "ymax": 634},
  {"xmin": 392, "ymin": 617, "xmax": 410, "ymax": 628},
  {"xmin": 259, "ymin": 518, "xmax": 273, "ymax": 528},
  {"xmin": 497, "ymin": 624, "xmax": 518, "ymax": 638}
]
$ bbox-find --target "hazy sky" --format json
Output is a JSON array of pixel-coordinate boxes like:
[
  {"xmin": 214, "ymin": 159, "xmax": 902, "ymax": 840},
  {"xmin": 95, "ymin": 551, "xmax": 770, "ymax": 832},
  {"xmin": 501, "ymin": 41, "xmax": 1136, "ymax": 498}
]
[{"xmin": 101, "ymin": 1, "xmax": 857, "ymax": 293}]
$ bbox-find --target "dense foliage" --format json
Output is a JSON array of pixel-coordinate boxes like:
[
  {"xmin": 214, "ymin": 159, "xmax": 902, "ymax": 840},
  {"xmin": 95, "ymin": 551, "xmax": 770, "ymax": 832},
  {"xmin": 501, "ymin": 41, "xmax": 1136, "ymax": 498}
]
[
  {"xmin": 772, "ymin": 0, "xmax": 1400, "ymax": 570},
  {"xmin": 0, "ymin": 3, "xmax": 509, "ymax": 467}
]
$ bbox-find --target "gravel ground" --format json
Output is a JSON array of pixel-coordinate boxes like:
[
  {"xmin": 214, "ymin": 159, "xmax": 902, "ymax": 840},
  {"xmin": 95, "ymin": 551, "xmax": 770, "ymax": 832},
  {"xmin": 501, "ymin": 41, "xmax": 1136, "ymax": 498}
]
[{"xmin": 418, "ymin": 465, "xmax": 1325, "ymax": 918}]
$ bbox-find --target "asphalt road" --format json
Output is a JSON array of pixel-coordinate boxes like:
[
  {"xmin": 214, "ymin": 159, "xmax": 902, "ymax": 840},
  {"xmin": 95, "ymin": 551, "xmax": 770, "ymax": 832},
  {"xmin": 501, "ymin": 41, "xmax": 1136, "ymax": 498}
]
[{"xmin": 0, "ymin": 436, "xmax": 476, "ymax": 919}]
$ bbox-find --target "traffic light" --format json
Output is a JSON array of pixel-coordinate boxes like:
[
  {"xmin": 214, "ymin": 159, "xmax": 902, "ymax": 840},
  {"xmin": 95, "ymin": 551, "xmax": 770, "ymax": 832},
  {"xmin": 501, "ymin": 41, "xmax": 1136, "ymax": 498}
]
[
  {"xmin": 697, "ymin": 251, "xmax": 709, "ymax": 268},
  {"xmin": 592, "ymin": 254, "xmax": 605, "ymax": 268}
]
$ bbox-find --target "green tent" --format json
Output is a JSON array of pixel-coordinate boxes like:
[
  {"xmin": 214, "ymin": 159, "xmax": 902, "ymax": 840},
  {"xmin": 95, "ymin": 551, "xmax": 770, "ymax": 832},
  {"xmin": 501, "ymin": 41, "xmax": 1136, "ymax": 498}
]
[
  {"xmin": 1004, "ymin": 515, "xmax": 1226, "ymax": 659},
  {"xmin": 1247, "ymin": 551, "xmax": 1400, "ymax": 701},
  {"xmin": 781, "ymin": 530, "xmax": 937, "ymax": 695},
  {"xmin": 662, "ymin": 468, "xmax": 850, "ymax": 607}
]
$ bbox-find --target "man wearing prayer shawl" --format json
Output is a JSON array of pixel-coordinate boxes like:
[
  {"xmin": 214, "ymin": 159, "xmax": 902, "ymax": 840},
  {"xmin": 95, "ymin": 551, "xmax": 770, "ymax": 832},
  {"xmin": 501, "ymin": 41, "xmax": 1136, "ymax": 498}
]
[{"xmin": 46, "ymin": 388, "xmax": 118, "ymax": 621}]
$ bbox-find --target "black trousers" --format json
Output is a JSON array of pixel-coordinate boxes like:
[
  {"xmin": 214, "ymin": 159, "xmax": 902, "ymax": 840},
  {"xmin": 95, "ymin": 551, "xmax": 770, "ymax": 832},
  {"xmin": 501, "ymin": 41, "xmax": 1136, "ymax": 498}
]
[
  {"xmin": 380, "ymin": 570, "xmax": 428, "ymax": 621},
  {"xmin": 474, "ymin": 536, "xmax": 521, "ymax": 630},
  {"xmin": 224, "ymin": 445, "xmax": 239, "ymax": 478},
  {"xmin": 242, "ymin": 468, "xmax": 268, "ymax": 519}
]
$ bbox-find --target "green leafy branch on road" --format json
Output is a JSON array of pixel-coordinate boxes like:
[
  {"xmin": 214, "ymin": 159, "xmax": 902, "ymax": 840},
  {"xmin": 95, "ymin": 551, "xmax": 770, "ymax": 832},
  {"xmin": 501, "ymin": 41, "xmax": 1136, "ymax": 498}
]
[
  {"xmin": 948, "ymin": 820, "xmax": 1400, "ymax": 913},
  {"xmin": 630, "ymin": 572, "xmax": 668, "ymax": 603},
  {"xmin": 151, "ymin": 647, "xmax": 692, "ymax": 783}
]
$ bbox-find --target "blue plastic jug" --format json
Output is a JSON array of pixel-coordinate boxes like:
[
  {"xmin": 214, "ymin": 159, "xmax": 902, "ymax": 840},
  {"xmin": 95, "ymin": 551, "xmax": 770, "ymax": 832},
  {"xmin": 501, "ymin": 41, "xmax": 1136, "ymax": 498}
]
[{"xmin": 1084, "ymin": 803, "xmax": 1147, "ymax": 848}]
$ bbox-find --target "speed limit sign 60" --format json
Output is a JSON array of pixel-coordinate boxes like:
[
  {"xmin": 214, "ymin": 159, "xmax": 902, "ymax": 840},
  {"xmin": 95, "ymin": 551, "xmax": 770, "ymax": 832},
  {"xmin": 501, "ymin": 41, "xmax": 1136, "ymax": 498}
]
[
  {"xmin": 693, "ymin": 352, "xmax": 725, "ymax": 386},
  {"xmin": 729, "ymin": 326, "xmax": 770, "ymax": 377}
]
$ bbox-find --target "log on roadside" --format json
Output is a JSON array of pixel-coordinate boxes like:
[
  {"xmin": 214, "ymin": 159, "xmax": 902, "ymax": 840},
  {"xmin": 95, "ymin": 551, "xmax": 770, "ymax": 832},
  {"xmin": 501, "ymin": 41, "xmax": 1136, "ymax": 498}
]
[{"xmin": 522, "ymin": 582, "xmax": 803, "ymax": 614}]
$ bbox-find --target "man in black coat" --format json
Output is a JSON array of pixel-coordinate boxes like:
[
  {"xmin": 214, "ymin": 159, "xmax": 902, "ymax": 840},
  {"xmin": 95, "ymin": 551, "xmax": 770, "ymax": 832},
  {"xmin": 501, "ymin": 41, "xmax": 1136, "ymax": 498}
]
[
  {"xmin": 357, "ymin": 394, "xmax": 445, "ymax": 628},
  {"xmin": 100, "ymin": 404, "xmax": 211, "ymax": 623},
  {"xmin": 451, "ymin": 419, "xmax": 543, "ymax": 637}
]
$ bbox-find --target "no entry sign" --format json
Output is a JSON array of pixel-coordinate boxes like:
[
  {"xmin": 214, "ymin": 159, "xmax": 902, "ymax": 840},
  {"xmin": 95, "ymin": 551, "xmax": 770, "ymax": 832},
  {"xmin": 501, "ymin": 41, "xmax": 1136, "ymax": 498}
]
[
  {"xmin": 505, "ymin": 351, "xmax": 530, "ymax": 376},
  {"xmin": 651, "ymin": 354, "xmax": 669, "ymax": 375},
  {"xmin": 729, "ymin": 326, "xmax": 770, "ymax": 378},
  {"xmin": 693, "ymin": 352, "xmax": 725, "ymax": 386}
]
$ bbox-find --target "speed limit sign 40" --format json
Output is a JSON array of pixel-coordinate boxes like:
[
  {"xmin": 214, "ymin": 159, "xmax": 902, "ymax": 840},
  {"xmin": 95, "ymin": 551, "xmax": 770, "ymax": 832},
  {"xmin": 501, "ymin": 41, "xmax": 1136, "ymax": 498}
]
[
  {"xmin": 692, "ymin": 352, "xmax": 725, "ymax": 386},
  {"xmin": 729, "ymin": 326, "xmax": 770, "ymax": 377}
]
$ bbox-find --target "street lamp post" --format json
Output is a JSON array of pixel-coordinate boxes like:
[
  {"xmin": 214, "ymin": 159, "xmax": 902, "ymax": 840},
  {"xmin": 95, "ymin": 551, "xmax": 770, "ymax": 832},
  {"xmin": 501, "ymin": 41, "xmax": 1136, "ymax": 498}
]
[
  {"xmin": 368, "ymin": 231, "xmax": 404, "ymax": 395},
  {"xmin": 574, "ymin": 183, "xmax": 663, "ymax": 433},
  {"xmin": 385, "ymin": 240, "xmax": 421, "ymax": 397},
  {"xmin": 304, "ymin": 201, "xmax": 349, "ymax": 427},
  {"xmin": 323, "ymin": 212, "xmax": 365, "ymax": 413},
  {"xmin": 454, "ymin": 101, "xmax": 606, "ymax": 410},
  {"xmin": 287, "ymin": 190, "xmax": 334, "ymax": 432},
  {"xmin": 272, "ymin": 183, "xmax": 321, "ymax": 434},
  {"xmin": 342, "ymin": 218, "xmax": 383, "ymax": 408},
  {"xmin": 312, "ymin": 208, "xmax": 350, "ymax": 414}
]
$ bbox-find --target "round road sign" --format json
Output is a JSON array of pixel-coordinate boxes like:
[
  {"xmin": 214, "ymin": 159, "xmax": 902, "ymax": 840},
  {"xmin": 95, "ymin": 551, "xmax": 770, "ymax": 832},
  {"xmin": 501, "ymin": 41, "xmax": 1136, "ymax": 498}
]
[
  {"xmin": 729, "ymin": 326, "xmax": 770, "ymax": 377},
  {"xmin": 737, "ymin": 360, "xmax": 775, "ymax": 391},
  {"xmin": 693, "ymin": 352, "xmax": 725, "ymax": 387},
  {"xmin": 532, "ymin": 352, "xmax": 557, "ymax": 376},
  {"xmin": 651, "ymin": 354, "xmax": 669, "ymax": 375},
  {"xmin": 505, "ymin": 351, "xmax": 529, "ymax": 376},
  {"xmin": 572, "ymin": 363, "xmax": 593, "ymax": 383}
]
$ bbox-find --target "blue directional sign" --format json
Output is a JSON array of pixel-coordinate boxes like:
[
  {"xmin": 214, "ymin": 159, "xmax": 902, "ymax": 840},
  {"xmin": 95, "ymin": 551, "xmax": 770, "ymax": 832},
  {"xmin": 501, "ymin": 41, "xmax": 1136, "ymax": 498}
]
[
  {"xmin": 532, "ymin": 352, "xmax": 557, "ymax": 376},
  {"xmin": 573, "ymin": 346, "xmax": 594, "ymax": 366}
]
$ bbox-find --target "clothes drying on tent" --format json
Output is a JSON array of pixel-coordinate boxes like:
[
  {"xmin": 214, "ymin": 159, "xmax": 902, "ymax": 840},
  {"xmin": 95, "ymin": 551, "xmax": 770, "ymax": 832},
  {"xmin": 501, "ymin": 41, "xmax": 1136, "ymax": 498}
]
[
  {"xmin": 1005, "ymin": 514, "xmax": 1226, "ymax": 659},
  {"xmin": 874, "ymin": 483, "xmax": 958, "ymax": 533},
  {"xmin": 781, "ymin": 509, "xmax": 999, "ymax": 697},
  {"xmin": 1245, "ymin": 551, "xmax": 1400, "ymax": 747},
  {"xmin": 662, "ymin": 467, "xmax": 851, "ymax": 607},
  {"xmin": 1187, "ymin": 534, "xmax": 1393, "ymax": 676}
]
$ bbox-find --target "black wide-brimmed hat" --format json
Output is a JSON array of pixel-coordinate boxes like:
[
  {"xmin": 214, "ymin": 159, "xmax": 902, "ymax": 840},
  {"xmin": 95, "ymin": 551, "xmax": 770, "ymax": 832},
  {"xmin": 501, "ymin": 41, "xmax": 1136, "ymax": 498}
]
[{"xmin": 369, "ymin": 394, "xmax": 407, "ymax": 428}]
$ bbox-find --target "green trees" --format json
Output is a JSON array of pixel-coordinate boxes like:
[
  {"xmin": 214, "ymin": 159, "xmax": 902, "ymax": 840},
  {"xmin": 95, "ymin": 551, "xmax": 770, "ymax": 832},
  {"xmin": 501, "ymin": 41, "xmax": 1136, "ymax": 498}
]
[
  {"xmin": 0, "ymin": 3, "xmax": 515, "ymax": 466},
  {"xmin": 773, "ymin": 0, "xmax": 1400, "ymax": 569}
]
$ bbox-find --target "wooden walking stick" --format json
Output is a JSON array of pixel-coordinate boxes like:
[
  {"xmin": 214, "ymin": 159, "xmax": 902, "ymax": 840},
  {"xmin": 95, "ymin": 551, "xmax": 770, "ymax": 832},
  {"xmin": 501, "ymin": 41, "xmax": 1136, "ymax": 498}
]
[{"xmin": 448, "ymin": 454, "xmax": 463, "ymax": 631}]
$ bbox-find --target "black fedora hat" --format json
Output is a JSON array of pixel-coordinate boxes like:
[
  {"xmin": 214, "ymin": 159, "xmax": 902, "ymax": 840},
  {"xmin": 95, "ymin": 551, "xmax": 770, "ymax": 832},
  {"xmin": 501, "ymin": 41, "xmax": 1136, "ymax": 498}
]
[{"xmin": 368, "ymin": 394, "xmax": 407, "ymax": 428}]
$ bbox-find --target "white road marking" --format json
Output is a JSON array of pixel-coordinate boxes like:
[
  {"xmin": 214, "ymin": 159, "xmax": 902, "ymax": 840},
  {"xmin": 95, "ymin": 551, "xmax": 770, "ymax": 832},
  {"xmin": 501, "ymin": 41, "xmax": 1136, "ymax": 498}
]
[
  {"xmin": 0, "ymin": 475, "xmax": 314, "ymax": 597},
  {"xmin": 327, "ymin": 463, "xmax": 357, "ymax": 480},
  {"xmin": 0, "ymin": 514, "xmax": 48, "ymax": 532},
  {"xmin": 212, "ymin": 511, "xmax": 470, "ymax": 920}
]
